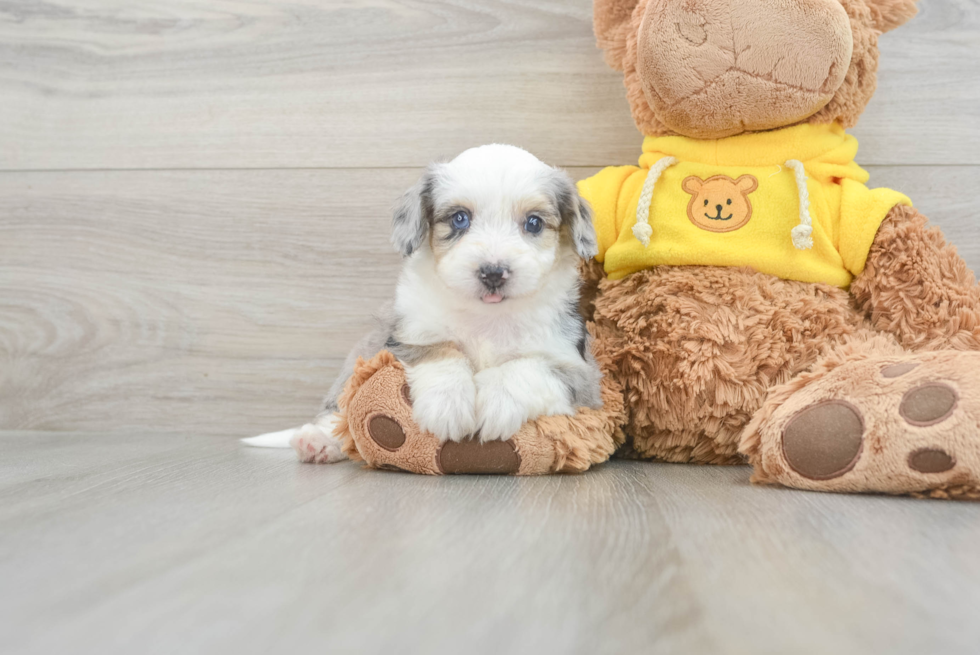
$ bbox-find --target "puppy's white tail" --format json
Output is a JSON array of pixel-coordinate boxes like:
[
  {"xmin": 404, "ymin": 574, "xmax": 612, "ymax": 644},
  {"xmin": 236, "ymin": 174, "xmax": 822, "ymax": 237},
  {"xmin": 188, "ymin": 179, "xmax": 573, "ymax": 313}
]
[
  {"xmin": 241, "ymin": 427, "xmax": 300, "ymax": 449},
  {"xmin": 241, "ymin": 415, "xmax": 346, "ymax": 464}
]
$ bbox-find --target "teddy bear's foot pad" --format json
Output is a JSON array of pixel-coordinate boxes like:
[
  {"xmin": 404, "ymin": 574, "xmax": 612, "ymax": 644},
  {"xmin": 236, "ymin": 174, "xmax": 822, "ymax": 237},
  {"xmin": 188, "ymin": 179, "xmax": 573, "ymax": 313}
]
[
  {"xmin": 366, "ymin": 414, "xmax": 407, "ymax": 450},
  {"xmin": 781, "ymin": 400, "xmax": 864, "ymax": 480},
  {"xmin": 744, "ymin": 351, "xmax": 980, "ymax": 499},
  {"xmin": 438, "ymin": 439, "xmax": 521, "ymax": 474}
]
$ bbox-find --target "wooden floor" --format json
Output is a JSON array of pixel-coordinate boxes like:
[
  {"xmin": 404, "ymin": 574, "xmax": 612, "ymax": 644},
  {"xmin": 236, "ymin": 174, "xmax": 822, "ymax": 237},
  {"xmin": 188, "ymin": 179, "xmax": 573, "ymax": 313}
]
[
  {"xmin": 3, "ymin": 1, "xmax": 980, "ymax": 653},
  {"xmin": 3, "ymin": 431, "xmax": 980, "ymax": 655}
]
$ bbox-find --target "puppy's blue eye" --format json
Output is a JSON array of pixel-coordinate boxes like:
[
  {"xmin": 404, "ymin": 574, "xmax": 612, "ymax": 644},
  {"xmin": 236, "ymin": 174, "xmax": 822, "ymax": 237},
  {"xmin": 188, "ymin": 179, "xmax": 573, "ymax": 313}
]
[
  {"xmin": 525, "ymin": 216, "xmax": 544, "ymax": 235},
  {"xmin": 451, "ymin": 211, "xmax": 470, "ymax": 230}
]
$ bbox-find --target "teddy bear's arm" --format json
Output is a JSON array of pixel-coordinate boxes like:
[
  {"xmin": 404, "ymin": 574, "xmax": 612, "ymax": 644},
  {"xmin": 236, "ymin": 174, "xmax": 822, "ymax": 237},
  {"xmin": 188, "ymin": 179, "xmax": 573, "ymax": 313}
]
[{"xmin": 850, "ymin": 204, "xmax": 980, "ymax": 352}]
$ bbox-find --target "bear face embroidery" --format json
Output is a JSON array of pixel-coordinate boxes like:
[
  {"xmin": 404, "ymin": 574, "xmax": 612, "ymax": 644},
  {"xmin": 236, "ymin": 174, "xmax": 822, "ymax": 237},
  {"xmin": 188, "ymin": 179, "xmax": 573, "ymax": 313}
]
[{"xmin": 682, "ymin": 175, "xmax": 759, "ymax": 233}]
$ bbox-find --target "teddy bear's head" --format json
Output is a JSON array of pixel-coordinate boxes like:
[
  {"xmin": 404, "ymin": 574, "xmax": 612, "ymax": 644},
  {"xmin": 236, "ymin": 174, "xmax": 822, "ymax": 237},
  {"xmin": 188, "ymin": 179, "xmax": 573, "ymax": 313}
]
[{"xmin": 594, "ymin": 0, "xmax": 919, "ymax": 139}]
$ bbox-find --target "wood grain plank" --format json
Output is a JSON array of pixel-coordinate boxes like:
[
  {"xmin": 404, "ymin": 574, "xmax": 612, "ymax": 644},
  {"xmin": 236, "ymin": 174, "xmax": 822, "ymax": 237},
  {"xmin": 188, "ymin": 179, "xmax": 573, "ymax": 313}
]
[
  {"xmin": 0, "ymin": 168, "xmax": 407, "ymax": 435},
  {"xmin": 2, "ymin": 431, "xmax": 978, "ymax": 655},
  {"xmin": 1, "ymin": 165, "xmax": 978, "ymax": 436},
  {"xmin": 0, "ymin": 433, "xmax": 711, "ymax": 655},
  {"xmin": 0, "ymin": 0, "xmax": 977, "ymax": 171},
  {"xmin": 634, "ymin": 463, "xmax": 980, "ymax": 655}
]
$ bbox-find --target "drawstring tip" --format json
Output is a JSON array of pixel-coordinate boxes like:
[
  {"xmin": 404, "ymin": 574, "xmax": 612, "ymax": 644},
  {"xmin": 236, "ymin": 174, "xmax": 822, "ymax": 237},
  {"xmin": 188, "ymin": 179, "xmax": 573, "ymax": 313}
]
[
  {"xmin": 792, "ymin": 224, "xmax": 814, "ymax": 250},
  {"xmin": 632, "ymin": 222, "xmax": 653, "ymax": 247},
  {"xmin": 785, "ymin": 159, "xmax": 814, "ymax": 251}
]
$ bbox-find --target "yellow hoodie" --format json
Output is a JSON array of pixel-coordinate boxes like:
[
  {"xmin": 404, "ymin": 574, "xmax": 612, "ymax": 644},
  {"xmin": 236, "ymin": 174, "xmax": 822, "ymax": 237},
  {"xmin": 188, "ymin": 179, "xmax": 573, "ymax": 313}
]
[{"xmin": 577, "ymin": 123, "xmax": 911, "ymax": 288}]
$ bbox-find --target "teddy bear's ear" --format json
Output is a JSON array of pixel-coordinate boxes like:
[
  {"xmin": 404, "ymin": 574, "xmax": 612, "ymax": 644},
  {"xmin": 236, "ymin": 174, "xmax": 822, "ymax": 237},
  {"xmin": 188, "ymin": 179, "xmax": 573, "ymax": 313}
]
[
  {"xmin": 865, "ymin": 0, "xmax": 919, "ymax": 33},
  {"xmin": 682, "ymin": 176, "xmax": 704, "ymax": 196},
  {"xmin": 594, "ymin": 0, "xmax": 641, "ymax": 71},
  {"xmin": 736, "ymin": 175, "xmax": 759, "ymax": 195}
]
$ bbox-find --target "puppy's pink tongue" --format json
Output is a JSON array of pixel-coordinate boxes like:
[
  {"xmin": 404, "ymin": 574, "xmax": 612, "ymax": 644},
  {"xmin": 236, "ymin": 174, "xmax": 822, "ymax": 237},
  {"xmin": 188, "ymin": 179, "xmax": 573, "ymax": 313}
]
[{"xmin": 482, "ymin": 293, "xmax": 503, "ymax": 304}]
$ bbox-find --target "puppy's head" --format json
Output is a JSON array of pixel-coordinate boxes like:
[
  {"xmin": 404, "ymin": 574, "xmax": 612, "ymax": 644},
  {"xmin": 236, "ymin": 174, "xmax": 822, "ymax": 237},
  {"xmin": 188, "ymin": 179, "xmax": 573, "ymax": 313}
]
[{"xmin": 391, "ymin": 144, "xmax": 597, "ymax": 305}]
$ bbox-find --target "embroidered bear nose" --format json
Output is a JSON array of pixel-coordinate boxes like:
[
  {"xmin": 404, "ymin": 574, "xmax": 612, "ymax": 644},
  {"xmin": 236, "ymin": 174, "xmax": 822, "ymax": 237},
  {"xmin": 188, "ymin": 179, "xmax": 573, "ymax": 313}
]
[{"xmin": 716, "ymin": 204, "xmax": 723, "ymax": 212}]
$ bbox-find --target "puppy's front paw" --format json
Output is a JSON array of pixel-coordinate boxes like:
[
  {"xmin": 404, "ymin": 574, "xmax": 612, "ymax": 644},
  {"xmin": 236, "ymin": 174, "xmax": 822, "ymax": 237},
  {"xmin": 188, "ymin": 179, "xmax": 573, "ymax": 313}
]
[
  {"xmin": 406, "ymin": 360, "xmax": 477, "ymax": 442},
  {"xmin": 474, "ymin": 368, "xmax": 530, "ymax": 441},
  {"xmin": 475, "ymin": 362, "xmax": 577, "ymax": 441}
]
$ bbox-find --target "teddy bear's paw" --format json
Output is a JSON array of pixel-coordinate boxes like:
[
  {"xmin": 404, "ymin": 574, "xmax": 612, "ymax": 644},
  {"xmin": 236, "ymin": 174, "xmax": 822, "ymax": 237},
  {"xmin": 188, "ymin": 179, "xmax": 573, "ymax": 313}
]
[
  {"xmin": 344, "ymin": 363, "xmax": 442, "ymax": 474},
  {"xmin": 344, "ymin": 359, "xmax": 546, "ymax": 475},
  {"xmin": 748, "ymin": 351, "xmax": 980, "ymax": 499}
]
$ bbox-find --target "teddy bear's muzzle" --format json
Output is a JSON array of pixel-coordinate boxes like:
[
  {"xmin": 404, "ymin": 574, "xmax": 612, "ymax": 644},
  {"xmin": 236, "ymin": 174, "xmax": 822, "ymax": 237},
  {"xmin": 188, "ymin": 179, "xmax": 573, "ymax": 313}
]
[{"xmin": 635, "ymin": 0, "xmax": 854, "ymax": 139}]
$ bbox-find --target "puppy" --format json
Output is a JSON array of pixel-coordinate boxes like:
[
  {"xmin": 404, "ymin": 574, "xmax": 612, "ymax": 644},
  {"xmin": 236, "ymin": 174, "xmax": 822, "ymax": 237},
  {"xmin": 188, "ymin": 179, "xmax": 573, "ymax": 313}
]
[{"xmin": 243, "ymin": 144, "xmax": 602, "ymax": 462}]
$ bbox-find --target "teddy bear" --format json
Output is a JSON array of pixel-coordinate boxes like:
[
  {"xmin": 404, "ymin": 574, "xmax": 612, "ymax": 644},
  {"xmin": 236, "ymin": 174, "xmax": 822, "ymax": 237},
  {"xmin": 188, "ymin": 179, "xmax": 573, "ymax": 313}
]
[
  {"xmin": 576, "ymin": 0, "xmax": 980, "ymax": 498},
  {"xmin": 324, "ymin": 0, "xmax": 980, "ymax": 499}
]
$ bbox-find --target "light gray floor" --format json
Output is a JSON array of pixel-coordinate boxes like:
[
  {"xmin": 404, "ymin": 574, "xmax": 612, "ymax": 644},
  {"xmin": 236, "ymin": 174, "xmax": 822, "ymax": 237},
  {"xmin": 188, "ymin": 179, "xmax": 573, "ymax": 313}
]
[{"xmin": 3, "ymin": 430, "xmax": 980, "ymax": 655}]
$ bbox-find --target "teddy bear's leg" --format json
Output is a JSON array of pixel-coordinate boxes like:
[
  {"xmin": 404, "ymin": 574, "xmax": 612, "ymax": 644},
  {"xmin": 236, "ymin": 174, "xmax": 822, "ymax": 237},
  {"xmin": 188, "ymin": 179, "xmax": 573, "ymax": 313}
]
[
  {"xmin": 741, "ymin": 335, "xmax": 980, "ymax": 499},
  {"xmin": 334, "ymin": 351, "xmax": 623, "ymax": 475},
  {"xmin": 734, "ymin": 207, "xmax": 980, "ymax": 498},
  {"xmin": 850, "ymin": 205, "xmax": 980, "ymax": 352}
]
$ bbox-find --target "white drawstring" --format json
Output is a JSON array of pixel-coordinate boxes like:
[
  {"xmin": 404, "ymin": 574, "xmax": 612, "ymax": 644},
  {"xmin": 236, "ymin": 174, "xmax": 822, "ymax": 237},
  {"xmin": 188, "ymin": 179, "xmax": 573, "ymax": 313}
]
[
  {"xmin": 633, "ymin": 156, "xmax": 677, "ymax": 247},
  {"xmin": 785, "ymin": 159, "xmax": 813, "ymax": 250}
]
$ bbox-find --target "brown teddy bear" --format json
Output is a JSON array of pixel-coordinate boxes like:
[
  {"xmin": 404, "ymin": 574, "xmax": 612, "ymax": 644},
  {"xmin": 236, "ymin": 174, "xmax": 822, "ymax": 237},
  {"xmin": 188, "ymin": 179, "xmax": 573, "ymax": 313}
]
[
  {"xmin": 328, "ymin": 0, "xmax": 980, "ymax": 499},
  {"xmin": 578, "ymin": 0, "xmax": 980, "ymax": 498}
]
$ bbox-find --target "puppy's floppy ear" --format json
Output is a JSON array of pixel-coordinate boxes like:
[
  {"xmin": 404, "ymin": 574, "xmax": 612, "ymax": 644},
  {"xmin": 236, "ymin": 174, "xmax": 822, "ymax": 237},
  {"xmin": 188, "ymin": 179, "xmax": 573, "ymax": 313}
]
[
  {"xmin": 865, "ymin": 0, "xmax": 919, "ymax": 33},
  {"xmin": 594, "ymin": 0, "xmax": 641, "ymax": 71},
  {"xmin": 552, "ymin": 170, "xmax": 599, "ymax": 260},
  {"xmin": 391, "ymin": 166, "xmax": 437, "ymax": 257}
]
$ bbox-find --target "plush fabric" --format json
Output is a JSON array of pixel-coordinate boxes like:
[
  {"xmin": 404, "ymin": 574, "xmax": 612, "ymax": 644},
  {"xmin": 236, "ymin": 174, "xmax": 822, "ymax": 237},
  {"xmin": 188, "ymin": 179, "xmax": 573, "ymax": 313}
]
[
  {"xmin": 589, "ymin": 264, "xmax": 867, "ymax": 463},
  {"xmin": 634, "ymin": 0, "xmax": 854, "ymax": 138},
  {"xmin": 612, "ymin": 0, "xmax": 899, "ymax": 138},
  {"xmin": 578, "ymin": 122, "xmax": 910, "ymax": 285},
  {"xmin": 334, "ymin": 351, "xmax": 625, "ymax": 475},
  {"xmin": 850, "ymin": 205, "xmax": 980, "ymax": 353}
]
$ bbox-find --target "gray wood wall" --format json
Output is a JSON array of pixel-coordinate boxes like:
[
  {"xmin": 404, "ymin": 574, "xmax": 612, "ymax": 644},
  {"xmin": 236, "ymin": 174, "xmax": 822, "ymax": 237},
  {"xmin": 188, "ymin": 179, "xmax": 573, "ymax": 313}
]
[{"xmin": 2, "ymin": 0, "xmax": 978, "ymax": 437}]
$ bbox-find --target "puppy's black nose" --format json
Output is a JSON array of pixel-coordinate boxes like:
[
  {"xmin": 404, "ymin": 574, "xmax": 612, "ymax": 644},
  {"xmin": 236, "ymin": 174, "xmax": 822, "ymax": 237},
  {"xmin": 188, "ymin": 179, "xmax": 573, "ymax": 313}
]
[{"xmin": 478, "ymin": 264, "xmax": 509, "ymax": 289}]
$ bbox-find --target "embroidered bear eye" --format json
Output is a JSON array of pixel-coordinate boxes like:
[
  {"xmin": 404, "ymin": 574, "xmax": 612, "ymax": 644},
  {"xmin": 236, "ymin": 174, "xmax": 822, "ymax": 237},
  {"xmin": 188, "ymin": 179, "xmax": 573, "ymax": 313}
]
[
  {"xmin": 451, "ymin": 210, "xmax": 470, "ymax": 230},
  {"xmin": 704, "ymin": 199, "xmax": 709, "ymax": 206},
  {"xmin": 727, "ymin": 199, "xmax": 732, "ymax": 205}
]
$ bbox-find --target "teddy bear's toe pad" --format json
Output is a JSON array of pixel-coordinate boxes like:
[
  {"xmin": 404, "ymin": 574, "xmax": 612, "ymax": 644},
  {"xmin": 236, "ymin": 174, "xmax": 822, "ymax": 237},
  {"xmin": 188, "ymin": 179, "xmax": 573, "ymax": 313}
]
[
  {"xmin": 782, "ymin": 400, "xmax": 864, "ymax": 480},
  {"xmin": 900, "ymin": 383, "xmax": 958, "ymax": 426},
  {"xmin": 881, "ymin": 362, "xmax": 920, "ymax": 378},
  {"xmin": 908, "ymin": 448, "xmax": 956, "ymax": 473},
  {"xmin": 438, "ymin": 439, "xmax": 521, "ymax": 475},
  {"xmin": 367, "ymin": 415, "xmax": 407, "ymax": 450}
]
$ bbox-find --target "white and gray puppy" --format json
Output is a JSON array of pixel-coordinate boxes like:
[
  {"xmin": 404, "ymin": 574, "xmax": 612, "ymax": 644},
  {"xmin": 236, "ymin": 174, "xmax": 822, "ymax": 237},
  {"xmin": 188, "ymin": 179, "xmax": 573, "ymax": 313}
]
[{"xmin": 243, "ymin": 144, "xmax": 602, "ymax": 462}]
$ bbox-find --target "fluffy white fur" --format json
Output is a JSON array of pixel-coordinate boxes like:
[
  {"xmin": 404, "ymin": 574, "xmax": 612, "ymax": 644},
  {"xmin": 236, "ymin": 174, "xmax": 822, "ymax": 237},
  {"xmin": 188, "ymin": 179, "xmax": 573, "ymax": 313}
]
[
  {"xmin": 244, "ymin": 144, "xmax": 600, "ymax": 458},
  {"xmin": 397, "ymin": 246, "xmax": 586, "ymax": 441}
]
